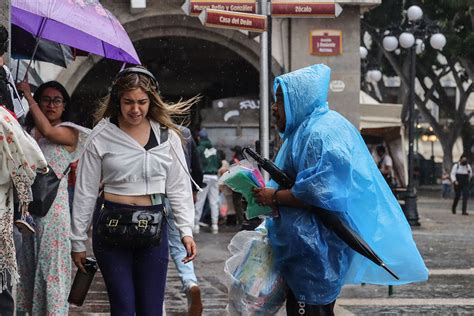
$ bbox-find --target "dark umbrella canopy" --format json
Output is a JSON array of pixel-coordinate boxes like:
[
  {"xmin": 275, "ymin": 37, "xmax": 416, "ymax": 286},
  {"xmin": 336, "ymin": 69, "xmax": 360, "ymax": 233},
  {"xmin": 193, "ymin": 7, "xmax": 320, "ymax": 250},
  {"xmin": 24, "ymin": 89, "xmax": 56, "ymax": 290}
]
[
  {"xmin": 9, "ymin": 59, "xmax": 44, "ymax": 88},
  {"xmin": 11, "ymin": 25, "xmax": 73, "ymax": 68},
  {"xmin": 243, "ymin": 147, "xmax": 400, "ymax": 280}
]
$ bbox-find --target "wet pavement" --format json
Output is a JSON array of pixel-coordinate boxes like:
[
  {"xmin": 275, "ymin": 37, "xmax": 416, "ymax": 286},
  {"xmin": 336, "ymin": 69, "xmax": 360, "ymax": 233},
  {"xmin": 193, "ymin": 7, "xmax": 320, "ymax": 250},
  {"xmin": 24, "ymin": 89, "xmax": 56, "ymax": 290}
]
[{"xmin": 70, "ymin": 190, "xmax": 474, "ymax": 315}]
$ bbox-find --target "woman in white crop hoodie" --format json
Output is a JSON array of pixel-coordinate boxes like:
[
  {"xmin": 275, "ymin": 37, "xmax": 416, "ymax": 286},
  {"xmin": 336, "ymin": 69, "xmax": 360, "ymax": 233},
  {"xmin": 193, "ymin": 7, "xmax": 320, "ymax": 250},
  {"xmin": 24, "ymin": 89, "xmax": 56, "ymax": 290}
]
[{"xmin": 71, "ymin": 67, "xmax": 197, "ymax": 315}]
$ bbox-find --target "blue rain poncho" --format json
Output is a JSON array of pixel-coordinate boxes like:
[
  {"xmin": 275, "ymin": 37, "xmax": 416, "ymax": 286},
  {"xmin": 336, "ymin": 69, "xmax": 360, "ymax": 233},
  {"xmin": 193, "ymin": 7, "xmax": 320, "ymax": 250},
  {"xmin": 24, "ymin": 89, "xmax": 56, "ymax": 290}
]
[{"xmin": 266, "ymin": 64, "xmax": 428, "ymax": 305}]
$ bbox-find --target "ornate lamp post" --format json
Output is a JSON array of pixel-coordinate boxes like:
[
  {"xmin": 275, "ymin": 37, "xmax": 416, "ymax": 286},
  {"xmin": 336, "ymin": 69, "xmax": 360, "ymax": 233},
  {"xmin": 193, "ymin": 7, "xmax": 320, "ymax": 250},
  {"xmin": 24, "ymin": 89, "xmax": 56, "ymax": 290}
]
[
  {"xmin": 421, "ymin": 128, "xmax": 437, "ymax": 184},
  {"xmin": 382, "ymin": 5, "xmax": 446, "ymax": 226}
]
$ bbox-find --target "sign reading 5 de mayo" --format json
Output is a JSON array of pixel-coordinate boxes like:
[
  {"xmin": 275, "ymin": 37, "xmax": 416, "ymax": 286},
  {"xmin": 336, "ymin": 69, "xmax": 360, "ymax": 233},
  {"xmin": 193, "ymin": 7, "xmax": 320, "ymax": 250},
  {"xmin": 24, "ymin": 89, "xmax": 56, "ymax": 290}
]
[
  {"xmin": 182, "ymin": 0, "xmax": 256, "ymax": 16},
  {"xmin": 310, "ymin": 30, "xmax": 342, "ymax": 56},
  {"xmin": 199, "ymin": 9, "xmax": 267, "ymax": 33}
]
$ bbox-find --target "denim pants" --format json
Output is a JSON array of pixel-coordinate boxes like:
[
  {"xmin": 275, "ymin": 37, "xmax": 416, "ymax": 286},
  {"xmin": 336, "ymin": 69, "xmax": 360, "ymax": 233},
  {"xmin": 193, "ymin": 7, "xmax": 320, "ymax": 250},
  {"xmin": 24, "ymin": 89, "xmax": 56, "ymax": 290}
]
[
  {"xmin": 93, "ymin": 201, "xmax": 169, "ymax": 316},
  {"xmin": 194, "ymin": 175, "xmax": 220, "ymax": 225},
  {"xmin": 166, "ymin": 199, "xmax": 198, "ymax": 291}
]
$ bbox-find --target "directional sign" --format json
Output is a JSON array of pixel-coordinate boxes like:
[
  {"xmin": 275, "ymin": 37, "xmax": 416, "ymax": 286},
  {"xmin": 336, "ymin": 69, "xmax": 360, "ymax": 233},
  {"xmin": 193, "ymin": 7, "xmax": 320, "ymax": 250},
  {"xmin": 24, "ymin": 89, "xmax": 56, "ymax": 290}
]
[
  {"xmin": 310, "ymin": 29, "xmax": 342, "ymax": 56},
  {"xmin": 182, "ymin": 0, "xmax": 256, "ymax": 16},
  {"xmin": 271, "ymin": 1, "xmax": 342, "ymax": 18},
  {"xmin": 199, "ymin": 9, "xmax": 267, "ymax": 33}
]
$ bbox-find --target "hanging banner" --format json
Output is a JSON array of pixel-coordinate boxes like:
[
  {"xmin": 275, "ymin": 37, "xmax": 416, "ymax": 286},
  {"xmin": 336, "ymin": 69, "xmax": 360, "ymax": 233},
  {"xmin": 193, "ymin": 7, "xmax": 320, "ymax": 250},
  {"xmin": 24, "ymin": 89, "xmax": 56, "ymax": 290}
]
[
  {"xmin": 310, "ymin": 29, "xmax": 342, "ymax": 56},
  {"xmin": 182, "ymin": 0, "xmax": 257, "ymax": 16},
  {"xmin": 199, "ymin": 9, "xmax": 267, "ymax": 33},
  {"xmin": 271, "ymin": 1, "xmax": 342, "ymax": 18}
]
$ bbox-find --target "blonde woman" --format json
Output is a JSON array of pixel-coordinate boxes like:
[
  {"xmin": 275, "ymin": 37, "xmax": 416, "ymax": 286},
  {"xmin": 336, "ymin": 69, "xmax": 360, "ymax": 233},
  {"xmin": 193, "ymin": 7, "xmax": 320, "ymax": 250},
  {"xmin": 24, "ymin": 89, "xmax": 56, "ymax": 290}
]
[{"xmin": 71, "ymin": 67, "xmax": 197, "ymax": 315}]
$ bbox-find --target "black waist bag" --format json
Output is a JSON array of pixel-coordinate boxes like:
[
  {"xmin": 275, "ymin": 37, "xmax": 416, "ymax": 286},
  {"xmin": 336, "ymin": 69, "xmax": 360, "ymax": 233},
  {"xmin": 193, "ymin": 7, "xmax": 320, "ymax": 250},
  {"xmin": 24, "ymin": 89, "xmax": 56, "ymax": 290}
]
[
  {"xmin": 29, "ymin": 165, "xmax": 70, "ymax": 217},
  {"xmin": 96, "ymin": 204, "xmax": 166, "ymax": 248}
]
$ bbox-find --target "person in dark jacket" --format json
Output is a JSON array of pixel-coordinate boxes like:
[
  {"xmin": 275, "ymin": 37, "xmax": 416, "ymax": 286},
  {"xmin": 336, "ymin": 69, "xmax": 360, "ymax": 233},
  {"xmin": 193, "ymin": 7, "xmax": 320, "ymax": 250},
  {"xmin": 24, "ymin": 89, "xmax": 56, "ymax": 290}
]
[{"xmin": 167, "ymin": 126, "xmax": 203, "ymax": 315}]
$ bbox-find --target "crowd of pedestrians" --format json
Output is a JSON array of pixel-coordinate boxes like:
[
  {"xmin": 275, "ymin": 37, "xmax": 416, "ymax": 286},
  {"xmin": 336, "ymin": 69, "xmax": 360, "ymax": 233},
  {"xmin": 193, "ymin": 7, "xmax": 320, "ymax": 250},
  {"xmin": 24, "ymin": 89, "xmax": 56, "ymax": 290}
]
[
  {"xmin": 0, "ymin": 20, "xmax": 471, "ymax": 316},
  {"xmin": 0, "ymin": 22, "xmax": 252, "ymax": 315}
]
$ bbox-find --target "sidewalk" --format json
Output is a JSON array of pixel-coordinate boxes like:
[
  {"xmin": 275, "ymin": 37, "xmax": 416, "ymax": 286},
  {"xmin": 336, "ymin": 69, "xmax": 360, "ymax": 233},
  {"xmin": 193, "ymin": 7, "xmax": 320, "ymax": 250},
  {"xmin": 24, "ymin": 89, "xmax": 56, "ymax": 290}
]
[{"xmin": 70, "ymin": 192, "xmax": 474, "ymax": 315}]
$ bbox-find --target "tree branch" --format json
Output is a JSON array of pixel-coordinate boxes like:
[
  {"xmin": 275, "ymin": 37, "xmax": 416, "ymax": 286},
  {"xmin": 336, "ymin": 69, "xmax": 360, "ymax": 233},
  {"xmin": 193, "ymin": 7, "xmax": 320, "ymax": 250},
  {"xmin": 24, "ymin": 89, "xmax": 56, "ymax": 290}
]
[
  {"xmin": 457, "ymin": 83, "xmax": 473, "ymax": 118},
  {"xmin": 448, "ymin": 58, "xmax": 466, "ymax": 93}
]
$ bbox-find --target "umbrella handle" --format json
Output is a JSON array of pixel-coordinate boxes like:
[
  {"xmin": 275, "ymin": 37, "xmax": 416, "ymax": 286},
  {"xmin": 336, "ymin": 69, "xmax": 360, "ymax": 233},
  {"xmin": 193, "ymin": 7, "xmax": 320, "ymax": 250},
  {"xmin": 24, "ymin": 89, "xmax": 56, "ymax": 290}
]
[
  {"xmin": 23, "ymin": 38, "xmax": 40, "ymax": 82},
  {"xmin": 23, "ymin": 18, "xmax": 47, "ymax": 82}
]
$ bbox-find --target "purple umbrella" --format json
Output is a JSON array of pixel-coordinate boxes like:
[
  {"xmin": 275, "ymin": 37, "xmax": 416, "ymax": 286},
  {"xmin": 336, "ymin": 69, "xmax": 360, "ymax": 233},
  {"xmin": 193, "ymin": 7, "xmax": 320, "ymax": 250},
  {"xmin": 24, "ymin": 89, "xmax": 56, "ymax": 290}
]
[{"xmin": 11, "ymin": 0, "xmax": 140, "ymax": 65}]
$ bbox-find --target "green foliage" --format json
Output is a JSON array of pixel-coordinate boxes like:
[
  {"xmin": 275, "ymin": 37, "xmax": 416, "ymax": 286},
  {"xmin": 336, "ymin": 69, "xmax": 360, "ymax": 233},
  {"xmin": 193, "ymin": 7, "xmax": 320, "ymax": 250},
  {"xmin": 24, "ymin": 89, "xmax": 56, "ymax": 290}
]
[
  {"xmin": 421, "ymin": 0, "xmax": 473, "ymax": 60},
  {"xmin": 363, "ymin": 0, "xmax": 473, "ymax": 73}
]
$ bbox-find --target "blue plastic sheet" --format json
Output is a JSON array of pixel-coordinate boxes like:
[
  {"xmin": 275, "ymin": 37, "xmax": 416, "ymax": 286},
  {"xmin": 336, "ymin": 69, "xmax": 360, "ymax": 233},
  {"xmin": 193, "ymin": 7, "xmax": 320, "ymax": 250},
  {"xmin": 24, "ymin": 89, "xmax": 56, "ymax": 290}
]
[{"xmin": 266, "ymin": 64, "xmax": 428, "ymax": 305}]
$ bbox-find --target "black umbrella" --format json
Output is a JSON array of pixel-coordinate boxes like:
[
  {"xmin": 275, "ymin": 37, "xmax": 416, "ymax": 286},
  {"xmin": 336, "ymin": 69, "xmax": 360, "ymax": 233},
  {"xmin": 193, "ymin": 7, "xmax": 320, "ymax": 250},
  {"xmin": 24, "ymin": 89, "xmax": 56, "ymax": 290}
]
[
  {"xmin": 11, "ymin": 24, "xmax": 74, "ymax": 68},
  {"xmin": 243, "ymin": 147, "xmax": 399, "ymax": 280}
]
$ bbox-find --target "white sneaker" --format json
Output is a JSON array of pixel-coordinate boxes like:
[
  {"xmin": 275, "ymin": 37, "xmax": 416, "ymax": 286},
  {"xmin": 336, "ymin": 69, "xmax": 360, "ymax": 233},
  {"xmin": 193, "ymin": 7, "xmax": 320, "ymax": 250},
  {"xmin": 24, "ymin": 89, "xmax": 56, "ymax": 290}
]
[
  {"xmin": 193, "ymin": 225, "xmax": 200, "ymax": 234},
  {"xmin": 211, "ymin": 224, "xmax": 218, "ymax": 234}
]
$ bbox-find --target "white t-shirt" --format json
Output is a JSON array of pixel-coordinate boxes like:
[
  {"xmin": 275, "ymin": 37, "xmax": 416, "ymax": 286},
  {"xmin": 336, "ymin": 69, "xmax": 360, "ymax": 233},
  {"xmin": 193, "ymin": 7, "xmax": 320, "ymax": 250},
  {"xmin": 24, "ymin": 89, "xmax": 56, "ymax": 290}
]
[{"xmin": 380, "ymin": 154, "xmax": 393, "ymax": 169}]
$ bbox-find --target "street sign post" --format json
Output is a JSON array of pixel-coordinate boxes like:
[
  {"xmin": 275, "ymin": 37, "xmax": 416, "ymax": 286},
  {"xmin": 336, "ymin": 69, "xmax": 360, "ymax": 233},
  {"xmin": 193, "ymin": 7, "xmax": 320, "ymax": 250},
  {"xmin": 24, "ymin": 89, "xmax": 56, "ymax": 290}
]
[
  {"xmin": 271, "ymin": 1, "xmax": 342, "ymax": 18},
  {"xmin": 198, "ymin": 9, "xmax": 267, "ymax": 32},
  {"xmin": 182, "ymin": 0, "xmax": 256, "ymax": 16},
  {"xmin": 193, "ymin": 0, "xmax": 342, "ymax": 163}
]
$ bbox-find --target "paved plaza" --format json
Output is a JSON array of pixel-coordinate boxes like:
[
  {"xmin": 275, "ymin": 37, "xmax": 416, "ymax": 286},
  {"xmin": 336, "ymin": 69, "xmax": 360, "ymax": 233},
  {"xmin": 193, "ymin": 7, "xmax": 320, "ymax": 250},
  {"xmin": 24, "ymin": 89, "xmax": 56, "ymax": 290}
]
[{"xmin": 70, "ymin": 190, "xmax": 474, "ymax": 315}]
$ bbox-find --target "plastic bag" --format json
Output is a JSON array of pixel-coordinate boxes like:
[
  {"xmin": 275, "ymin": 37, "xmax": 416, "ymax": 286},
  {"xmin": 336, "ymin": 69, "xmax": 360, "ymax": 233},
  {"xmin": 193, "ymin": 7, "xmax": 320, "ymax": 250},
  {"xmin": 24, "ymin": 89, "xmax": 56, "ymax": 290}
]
[
  {"xmin": 219, "ymin": 160, "xmax": 272, "ymax": 219},
  {"xmin": 219, "ymin": 192, "xmax": 228, "ymax": 217},
  {"xmin": 225, "ymin": 228, "xmax": 287, "ymax": 315}
]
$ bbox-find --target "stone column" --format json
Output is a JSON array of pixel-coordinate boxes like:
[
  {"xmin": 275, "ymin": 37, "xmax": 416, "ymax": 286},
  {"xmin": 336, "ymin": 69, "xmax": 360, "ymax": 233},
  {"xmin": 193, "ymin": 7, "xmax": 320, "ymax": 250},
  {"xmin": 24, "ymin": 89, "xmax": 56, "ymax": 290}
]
[{"xmin": 0, "ymin": 0, "xmax": 10, "ymax": 62}]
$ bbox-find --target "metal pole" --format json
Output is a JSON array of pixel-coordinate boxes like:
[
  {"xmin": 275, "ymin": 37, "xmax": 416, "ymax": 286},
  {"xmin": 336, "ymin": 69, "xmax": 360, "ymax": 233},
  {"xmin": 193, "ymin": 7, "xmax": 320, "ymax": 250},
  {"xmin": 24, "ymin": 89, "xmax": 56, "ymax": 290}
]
[
  {"xmin": 431, "ymin": 141, "xmax": 435, "ymax": 184},
  {"xmin": 259, "ymin": 0, "xmax": 270, "ymax": 179},
  {"xmin": 405, "ymin": 44, "xmax": 420, "ymax": 226}
]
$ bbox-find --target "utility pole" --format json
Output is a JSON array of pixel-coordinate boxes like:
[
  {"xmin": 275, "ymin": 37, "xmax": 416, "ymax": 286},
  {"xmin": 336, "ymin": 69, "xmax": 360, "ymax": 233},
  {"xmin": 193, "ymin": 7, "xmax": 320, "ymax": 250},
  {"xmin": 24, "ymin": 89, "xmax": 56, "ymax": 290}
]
[{"xmin": 259, "ymin": 0, "xmax": 270, "ymax": 175}]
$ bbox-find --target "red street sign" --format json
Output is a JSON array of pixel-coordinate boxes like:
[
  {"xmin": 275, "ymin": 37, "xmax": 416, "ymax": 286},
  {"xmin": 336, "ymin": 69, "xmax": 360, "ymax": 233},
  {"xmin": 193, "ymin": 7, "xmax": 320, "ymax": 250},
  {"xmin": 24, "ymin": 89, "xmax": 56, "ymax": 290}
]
[
  {"xmin": 271, "ymin": 1, "xmax": 342, "ymax": 18},
  {"xmin": 182, "ymin": 0, "xmax": 256, "ymax": 16},
  {"xmin": 199, "ymin": 9, "xmax": 267, "ymax": 33},
  {"xmin": 310, "ymin": 30, "xmax": 342, "ymax": 56}
]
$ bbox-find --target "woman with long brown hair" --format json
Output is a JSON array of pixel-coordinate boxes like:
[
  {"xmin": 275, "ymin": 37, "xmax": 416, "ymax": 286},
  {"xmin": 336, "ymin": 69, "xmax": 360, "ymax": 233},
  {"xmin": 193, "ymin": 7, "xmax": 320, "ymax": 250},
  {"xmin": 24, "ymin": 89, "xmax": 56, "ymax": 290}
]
[
  {"xmin": 15, "ymin": 80, "xmax": 90, "ymax": 314},
  {"xmin": 71, "ymin": 66, "xmax": 197, "ymax": 315}
]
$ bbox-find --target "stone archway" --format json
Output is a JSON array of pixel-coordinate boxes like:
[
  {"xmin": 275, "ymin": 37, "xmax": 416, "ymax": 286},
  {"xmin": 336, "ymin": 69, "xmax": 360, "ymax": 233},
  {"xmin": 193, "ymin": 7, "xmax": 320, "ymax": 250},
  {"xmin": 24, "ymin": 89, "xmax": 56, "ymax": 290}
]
[{"xmin": 58, "ymin": 14, "xmax": 282, "ymax": 95}]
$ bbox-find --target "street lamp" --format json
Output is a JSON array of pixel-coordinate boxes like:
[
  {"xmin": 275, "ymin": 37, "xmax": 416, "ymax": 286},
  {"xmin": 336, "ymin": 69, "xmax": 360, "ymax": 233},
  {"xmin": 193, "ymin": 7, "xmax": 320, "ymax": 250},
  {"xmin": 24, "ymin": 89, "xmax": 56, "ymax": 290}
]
[
  {"xmin": 360, "ymin": 46, "xmax": 383, "ymax": 95},
  {"xmin": 382, "ymin": 5, "xmax": 446, "ymax": 226},
  {"xmin": 421, "ymin": 129, "xmax": 437, "ymax": 159},
  {"xmin": 421, "ymin": 129, "xmax": 437, "ymax": 184}
]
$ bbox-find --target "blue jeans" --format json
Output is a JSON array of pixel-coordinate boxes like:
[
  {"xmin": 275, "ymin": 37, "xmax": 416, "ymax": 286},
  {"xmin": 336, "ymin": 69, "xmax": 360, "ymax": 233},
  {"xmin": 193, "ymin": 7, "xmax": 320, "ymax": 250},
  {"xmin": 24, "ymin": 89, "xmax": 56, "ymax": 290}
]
[
  {"xmin": 93, "ymin": 201, "xmax": 169, "ymax": 316},
  {"xmin": 166, "ymin": 199, "xmax": 198, "ymax": 291}
]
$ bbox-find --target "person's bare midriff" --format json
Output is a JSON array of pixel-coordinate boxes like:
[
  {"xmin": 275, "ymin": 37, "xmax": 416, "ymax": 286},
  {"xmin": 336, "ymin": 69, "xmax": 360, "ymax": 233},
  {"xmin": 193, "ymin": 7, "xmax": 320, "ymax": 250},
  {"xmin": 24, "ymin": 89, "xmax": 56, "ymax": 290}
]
[{"xmin": 104, "ymin": 192, "xmax": 152, "ymax": 206}]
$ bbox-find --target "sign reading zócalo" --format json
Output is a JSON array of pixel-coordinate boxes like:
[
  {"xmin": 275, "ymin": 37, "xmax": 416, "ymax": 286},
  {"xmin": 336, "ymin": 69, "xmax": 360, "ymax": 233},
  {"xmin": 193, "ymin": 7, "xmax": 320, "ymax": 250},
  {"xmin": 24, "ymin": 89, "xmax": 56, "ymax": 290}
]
[
  {"xmin": 181, "ymin": 0, "xmax": 256, "ymax": 16},
  {"xmin": 199, "ymin": 9, "xmax": 267, "ymax": 33},
  {"xmin": 271, "ymin": 1, "xmax": 342, "ymax": 17},
  {"xmin": 310, "ymin": 29, "xmax": 342, "ymax": 56}
]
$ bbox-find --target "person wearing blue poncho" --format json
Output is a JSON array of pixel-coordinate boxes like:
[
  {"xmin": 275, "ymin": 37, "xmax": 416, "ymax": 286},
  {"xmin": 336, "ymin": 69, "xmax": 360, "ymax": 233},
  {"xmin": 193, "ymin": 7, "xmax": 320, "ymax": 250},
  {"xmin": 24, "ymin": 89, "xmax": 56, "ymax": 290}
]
[{"xmin": 253, "ymin": 64, "xmax": 428, "ymax": 315}]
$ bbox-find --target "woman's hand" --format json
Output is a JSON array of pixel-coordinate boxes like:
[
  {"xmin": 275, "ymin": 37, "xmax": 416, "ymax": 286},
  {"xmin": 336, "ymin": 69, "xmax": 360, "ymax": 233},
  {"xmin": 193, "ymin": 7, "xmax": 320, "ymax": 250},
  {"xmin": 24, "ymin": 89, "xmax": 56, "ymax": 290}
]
[
  {"xmin": 252, "ymin": 187, "xmax": 276, "ymax": 207},
  {"xmin": 16, "ymin": 81, "xmax": 33, "ymax": 98},
  {"xmin": 181, "ymin": 236, "xmax": 197, "ymax": 263},
  {"xmin": 72, "ymin": 251, "xmax": 87, "ymax": 273}
]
